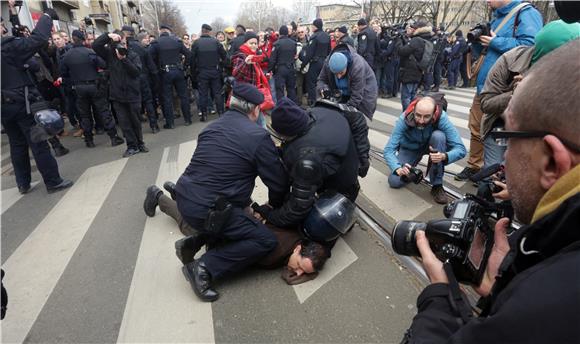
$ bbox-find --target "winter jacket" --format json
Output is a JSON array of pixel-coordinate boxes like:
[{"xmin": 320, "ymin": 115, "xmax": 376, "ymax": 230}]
[
  {"xmin": 395, "ymin": 26, "xmax": 433, "ymax": 84},
  {"xmin": 402, "ymin": 165, "xmax": 580, "ymax": 344},
  {"xmin": 480, "ymin": 46, "xmax": 533, "ymax": 137},
  {"xmin": 317, "ymin": 43, "xmax": 377, "ymax": 119},
  {"xmin": 383, "ymin": 111, "xmax": 466, "ymax": 174},
  {"xmin": 473, "ymin": 0, "xmax": 542, "ymax": 94},
  {"xmin": 93, "ymin": 33, "xmax": 142, "ymax": 103}
]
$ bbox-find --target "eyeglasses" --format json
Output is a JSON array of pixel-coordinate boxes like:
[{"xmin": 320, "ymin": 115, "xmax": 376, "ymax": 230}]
[{"xmin": 489, "ymin": 128, "xmax": 580, "ymax": 152}]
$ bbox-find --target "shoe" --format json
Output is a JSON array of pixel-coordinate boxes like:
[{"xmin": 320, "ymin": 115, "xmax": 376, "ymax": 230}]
[
  {"xmin": 151, "ymin": 125, "xmax": 160, "ymax": 134},
  {"xmin": 143, "ymin": 185, "xmax": 163, "ymax": 217},
  {"xmin": 431, "ymin": 87, "xmax": 440, "ymax": 92},
  {"xmin": 122, "ymin": 147, "xmax": 140, "ymax": 158},
  {"xmin": 86, "ymin": 140, "xmax": 96, "ymax": 148},
  {"xmin": 138, "ymin": 144, "xmax": 149, "ymax": 153},
  {"xmin": 139, "ymin": 115, "xmax": 147, "ymax": 122},
  {"xmin": 175, "ymin": 235, "xmax": 205, "ymax": 265},
  {"xmin": 210, "ymin": 109, "xmax": 216, "ymax": 114},
  {"xmin": 182, "ymin": 260, "xmax": 219, "ymax": 302},
  {"xmin": 431, "ymin": 185, "xmax": 449, "ymax": 204},
  {"xmin": 163, "ymin": 123, "xmax": 175, "ymax": 129},
  {"xmin": 54, "ymin": 146, "xmax": 70, "ymax": 157},
  {"xmin": 459, "ymin": 84, "xmax": 469, "ymax": 88},
  {"xmin": 454, "ymin": 167, "xmax": 480, "ymax": 181},
  {"xmin": 384, "ymin": 94, "xmax": 393, "ymax": 99},
  {"xmin": 184, "ymin": 120, "xmax": 192, "ymax": 126},
  {"xmin": 18, "ymin": 184, "xmax": 31, "ymax": 194},
  {"xmin": 444, "ymin": 85, "xmax": 456, "ymax": 90},
  {"xmin": 47, "ymin": 179, "xmax": 74, "ymax": 194},
  {"xmin": 111, "ymin": 136, "xmax": 124, "ymax": 147},
  {"xmin": 200, "ymin": 112, "xmax": 208, "ymax": 122},
  {"xmin": 72, "ymin": 129, "xmax": 83, "ymax": 137},
  {"xmin": 163, "ymin": 181, "xmax": 177, "ymax": 200},
  {"xmin": 95, "ymin": 128, "xmax": 105, "ymax": 135}
]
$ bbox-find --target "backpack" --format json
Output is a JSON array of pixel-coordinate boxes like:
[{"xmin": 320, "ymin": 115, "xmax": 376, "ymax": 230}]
[{"xmin": 417, "ymin": 38, "xmax": 434, "ymax": 73}]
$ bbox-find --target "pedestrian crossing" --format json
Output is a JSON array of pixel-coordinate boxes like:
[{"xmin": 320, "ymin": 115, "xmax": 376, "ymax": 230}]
[{"xmin": 0, "ymin": 87, "xmax": 478, "ymax": 342}]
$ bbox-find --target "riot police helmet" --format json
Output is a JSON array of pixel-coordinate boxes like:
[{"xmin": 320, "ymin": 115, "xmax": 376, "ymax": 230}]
[{"xmin": 303, "ymin": 192, "xmax": 356, "ymax": 242}]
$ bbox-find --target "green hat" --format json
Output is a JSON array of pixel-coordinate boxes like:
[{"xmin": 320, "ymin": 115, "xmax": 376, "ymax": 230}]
[{"xmin": 531, "ymin": 20, "xmax": 580, "ymax": 65}]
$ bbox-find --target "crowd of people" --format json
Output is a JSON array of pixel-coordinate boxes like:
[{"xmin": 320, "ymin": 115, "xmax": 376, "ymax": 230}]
[{"xmin": 2, "ymin": 0, "xmax": 580, "ymax": 341}]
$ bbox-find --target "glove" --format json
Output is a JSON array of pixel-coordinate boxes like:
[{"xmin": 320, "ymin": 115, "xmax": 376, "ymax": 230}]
[
  {"xmin": 44, "ymin": 8, "xmax": 59, "ymax": 21},
  {"xmin": 358, "ymin": 159, "xmax": 370, "ymax": 178},
  {"xmin": 252, "ymin": 203, "xmax": 272, "ymax": 219}
]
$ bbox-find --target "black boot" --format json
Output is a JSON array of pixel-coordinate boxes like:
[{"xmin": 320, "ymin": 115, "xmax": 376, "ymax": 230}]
[
  {"xmin": 143, "ymin": 185, "xmax": 163, "ymax": 217},
  {"xmin": 46, "ymin": 179, "xmax": 74, "ymax": 194},
  {"xmin": 53, "ymin": 144, "xmax": 70, "ymax": 157},
  {"xmin": 163, "ymin": 181, "xmax": 177, "ymax": 200},
  {"xmin": 110, "ymin": 136, "xmax": 124, "ymax": 147},
  {"xmin": 182, "ymin": 260, "xmax": 219, "ymax": 302},
  {"xmin": 200, "ymin": 112, "xmax": 208, "ymax": 122},
  {"xmin": 86, "ymin": 139, "xmax": 96, "ymax": 148},
  {"xmin": 175, "ymin": 235, "xmax": 205, "ymax": 265}
]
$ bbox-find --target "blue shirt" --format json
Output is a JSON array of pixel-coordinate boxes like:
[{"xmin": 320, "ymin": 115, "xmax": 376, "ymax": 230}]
[{"xmin": 334, "ymin": 74, "xmax": 350, "ymax": 97}]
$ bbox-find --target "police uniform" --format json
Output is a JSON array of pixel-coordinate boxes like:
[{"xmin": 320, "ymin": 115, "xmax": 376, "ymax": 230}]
[
  {"xmin": 174, "ymin": 84, "xmax": 288, "ymax": 296},
  {"xmin": 126, "ymin": 31, "xmax": 159, "ymax": 132},
  {"xmin": 149, "ymin": 26, "xmax": 192, "ymax": 127},
  {"xmin": 447, "ymin": 33, "xmax": 466, "ymax": 89},
  {"xmin": 300, "ymin": 19, "xmax": 330, "ymax": 105},
  {"xmin": 60, "ymin": 33, "xmax": 123, "ymax": 147},
  {"xmin": 268, "ymin": 27, "xmax": 298, "ymax": 104},
  {"xmin": 1, "ymin": 13, "xmax": 71, "ymax": 193},
  {"xmin": 431, "ymin": 33, "xmax": 448, "ymax": 91},
  {"xmin": 357, "ymin": 25, "xmax": 379, "ymax": 69},
  {"xmin": 191, "ymin": 26, "xmax": 227, "ymax": 120}
]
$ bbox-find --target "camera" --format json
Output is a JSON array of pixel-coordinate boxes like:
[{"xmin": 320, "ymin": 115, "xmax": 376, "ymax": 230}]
[
  {"xmin": 385, "ymin": 23, "xmax": 407, "ymax": 38},
  {"xmin": 467, "ymin": 22, "xmax": 491, "ymax": 43},
  {"xmin": 115, "ymin": 45, "xmax": 128, "ymax": 56},
  {"xmin": 84, "ymin": 17, "xmax": 93, "ymax": 26},
  {"xmin": 401, "ymin": 167, "xmax": 423, "ymax": 184},
  {"xmin": 321, "ymin": 88, "xmax": 342, "ymax": 102},
  {"xmin": 392, "ymin": 194, "xmax": 510, "ymax": 285},
  {"xmin": 14, "ymin": 1, "xmax": 23, "ymax": 7}
]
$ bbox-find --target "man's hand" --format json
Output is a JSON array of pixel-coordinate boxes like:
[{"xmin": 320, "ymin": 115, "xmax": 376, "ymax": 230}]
[
  {"xmin": 396, "ymin": 163, "xmax": 412, "ymax": 177},
  {"xmin": 245, "ymin": 55, "xmax": 255, "ymax": 64},
  {"xmin": 473, "ymin": 218, "xmax": 511, "ymax": 296},
  {"xmin": 359, "ymin": 159, "xmax": 370, "ymax": 178},
  {"xmin": 479, "ymin": 29, "xmax": 496, "ymax": 47},
  {"xmin": 416, "ymin": 231, "xmax": 448, "ymax": 284},
  {"xmin": 44, "ymin": 8, "xmax": 59, "ymax": 21},
  {"xmin": 253, "ymin": 203, "xmax": 272, "ymax": 221},
  {"xmin": 115, "ymin": 49, "xmax": 126, "ymax": 60},
  {"xmin": 512, "ymin": 74, "xmax": 524, "ymax": 91},
  {"xmin": 491, "ymin": 180, "xmax": 510, "ymax": 200},
  {"xmin": 108, "ymin": 33, "xmax": 122, "ymax": 42},
  {"xmin": 429, "ymin": 146, "xmax": 447, "ymax": 164}
]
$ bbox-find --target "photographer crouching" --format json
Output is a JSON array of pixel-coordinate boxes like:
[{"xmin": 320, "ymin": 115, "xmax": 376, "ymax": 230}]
[
  {"xmin": 397, "ymin": 40, "xmax": 580, "ymax": 343},
  {"xmin": 383, "ymin": 96, "xmax": 466, "ymax": 204}
]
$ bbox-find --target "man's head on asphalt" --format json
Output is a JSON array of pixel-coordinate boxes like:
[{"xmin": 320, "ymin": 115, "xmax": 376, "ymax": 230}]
[
  {"xmin": 284, "ymin": 240, "xmax": 328, "ymax": 281},
  {"xmin": 502, "ymin": 39, "xmax": 580, "ymax": 224}
]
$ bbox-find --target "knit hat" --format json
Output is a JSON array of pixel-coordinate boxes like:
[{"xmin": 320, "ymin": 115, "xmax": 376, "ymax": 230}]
[
  {"xmin": 202, "ymin": 24, "xmax": 212, "ymax": 31},
  {"xmin": 531, "ymin": 20, "xmax": 580, "ymax": 65},
  {"xmin": 243, "ymin": 31, "xmax": 258, "ymax": 43},
  {"xmin": 329, "ymin": 52, "xmax": 348, "ymax": 73},
  {"xmin": 233, "ymin": 82, "xmax": 264, "ymax": 106},
  {"xmin": 312, "ymin": 18, "xmax": 323, "ymax": 30},
  {"xmin": 271, "ymin": 97, "xmax": 310, "ymax": 137},
  {"xmin": 160, "ymin": 24, "xmax": 172, "ymax": 31},
  {"xmin": 121, "ymin": 25, "xmax": 134, "ymax": 33},
  {"xmin": 455, "ymin": 30, "xmax": 463, "ymax": 37},
  {"xmin": 279, "ymin": 25, "xmax": 289, "ymax": 36},
  {"xmin": 71, "ymin": 29, "xmax": 85, "ymax": 41},
  {"xmin": 357, "ymin": 18, "xmax": 367, "ymax": 26},
  {"xmin": 337, "ymin": 26, "xmax": 348, "ymax": 34}
]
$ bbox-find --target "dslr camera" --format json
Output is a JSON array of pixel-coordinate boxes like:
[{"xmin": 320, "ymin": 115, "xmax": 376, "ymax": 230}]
[
  {"xmin": 386, "ymin": 23, "xmax": 407, "ymax": 38},
  {"xmin": 392, "ymin": 193, "xmax": 511, "ymax": 285},
  {"xmin": 321, "ymin": 89, "xmax": 343, "ymax": 102},
  {"xmin": 401, "ymin": 167, "xmax": 423, "ymax": 184},
  {"xmin": 467, "ymin": 22, "xmax": 491, "ymax": 43}
]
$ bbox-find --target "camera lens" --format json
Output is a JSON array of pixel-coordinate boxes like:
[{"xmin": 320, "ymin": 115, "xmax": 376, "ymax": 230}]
[{"xmin": 392, "ymin": 221, "xmax": 426, "ymax": 257}]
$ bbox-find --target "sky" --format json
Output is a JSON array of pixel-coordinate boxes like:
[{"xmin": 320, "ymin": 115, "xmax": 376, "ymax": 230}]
[{"xmin": 174, "ymin": 0, "xmax": 296, "ymax": 34}]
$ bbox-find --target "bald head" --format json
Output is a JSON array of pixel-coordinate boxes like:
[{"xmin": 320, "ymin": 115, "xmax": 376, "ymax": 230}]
[
  {"xmin": 509, "ymin": 39, "xmax": 580, "ymax": 148},
  {"xmin": 415, "ymin": 97, "xmax": 436, "ymax": 114}
]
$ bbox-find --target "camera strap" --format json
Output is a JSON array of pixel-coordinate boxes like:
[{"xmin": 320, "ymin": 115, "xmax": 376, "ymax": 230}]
[{"xmin": 444, "ymin": 262, "xmax": 473, "ymax": 324}]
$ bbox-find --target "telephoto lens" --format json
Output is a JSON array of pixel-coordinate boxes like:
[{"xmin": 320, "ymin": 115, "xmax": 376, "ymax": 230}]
[{"xmin": 391, "ymin": 221, "xmax": 426, "ymax": 257}]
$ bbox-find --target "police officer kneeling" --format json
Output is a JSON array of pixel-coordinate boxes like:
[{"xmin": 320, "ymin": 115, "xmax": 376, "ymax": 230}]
[{"xmin": 143, "ymin": 83, "xmax": 288, "ymax": 302}]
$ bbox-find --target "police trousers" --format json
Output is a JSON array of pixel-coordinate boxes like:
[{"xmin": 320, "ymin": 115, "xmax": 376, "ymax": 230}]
[
  {"xmin": 112, "ymin": 101, "xmax": 143, "ymax": 149},
  {"xmin": 75, "ymin": 83, "xmax": 118, "ymax": 141},
  {"xmin": 161, "ymin": 68, "xmax": 191, "ymax": 125},
  {"xmin": 197, "ymin": 68, "xmax": 224, "ymax": 114},
  {"xmin": 274, "ymin": 65, "xmax": 297, "ymax": 104}
]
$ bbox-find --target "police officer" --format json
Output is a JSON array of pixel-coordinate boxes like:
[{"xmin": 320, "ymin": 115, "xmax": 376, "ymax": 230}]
[
  {"xmin": 268, "ymin": 25, "xmax": 298, "ymax": 104},
  {"xmin": 60, "ymin": 30, "xmax": 124, "ymax": 148},
  {"xmin": 143, "ymin": 83, "xmax": 288, "ymax": 302},
  {"xmin": 356, "ymin": 18, "xmax": 379, "ymax": 70},
  {"xmin": 254, "ymin": 97, "xmax": 360, "ymax": 228},
  {"xmin": 379, "ymin": 30, "xmax": 397, "ymax": 98},
  {"xmin": 299, "ymin": 18, "xmax": 330, "ymax": 106},
  {"xmin": 431, "ymin": 25, "xmax": 448, "ymax": 92},
  {"xmin": 149, "ymin": 24, "xmax": 192, "ymax": 128},
  {"xmin": 446, "ymin": 30, "xmax": 466, "ymax": 90},
  {"xmin": 1, "ymin": 9, "xmax": 73, "ymax": 194},
  {"xmin": 191, "ymin": 24, "xmax": 227, "ymax": 122},
  {"xmin": 123, "ymin": 26, "xmax": 160, "ymax": 133}
]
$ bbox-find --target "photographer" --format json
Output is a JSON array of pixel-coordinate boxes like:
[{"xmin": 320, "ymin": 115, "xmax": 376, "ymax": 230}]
[
  {"xmin": 395, "ymin": 19, "xmax": 433, "ymax": 111},
  {"xmin": 383, "ymin": 96, "xmax": 466, "ymax": 204},
  {"xmin": 93, "ymin": 31, "xmax": 146, "ymax": 158},
  {"xmin": 402, "ymin": 40, "xmax": 580, "ymax": 343},
  {"xmin": 455, "ymin": 0, "xmax": 542, "ymax": 182}
]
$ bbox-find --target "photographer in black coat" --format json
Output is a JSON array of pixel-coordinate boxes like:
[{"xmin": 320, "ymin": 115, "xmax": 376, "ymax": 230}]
[
  {"xmin": 400, "ymin": 40, "xmax": 580, "ymax": 344},
  {"xmin": 93, "ymin": 31, "xmax": 146, "ymax": 158}
]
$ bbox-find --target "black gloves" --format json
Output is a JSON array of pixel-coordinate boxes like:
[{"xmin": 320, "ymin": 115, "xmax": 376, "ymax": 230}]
[
  {"xmin": 252, "ymin": 203, "xmax": 272, "ymax": 219},
  {"xmin": 359, "ymin": 159, "xmax": 370, "ymax": 178},
  {"xmin": 44, "ymin": 8, "xmax": 59, "ymax": 21}
]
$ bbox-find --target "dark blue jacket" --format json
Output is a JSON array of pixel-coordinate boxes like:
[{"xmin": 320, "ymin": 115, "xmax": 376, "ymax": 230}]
[{"xmin": 175, "ymin": 110, "xmax": 289, "ymax": 220}]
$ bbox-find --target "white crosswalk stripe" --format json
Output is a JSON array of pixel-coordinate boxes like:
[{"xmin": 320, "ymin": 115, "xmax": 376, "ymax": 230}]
[
  {"xmin": 2, "ymin": 159, "xmax": 128, "ymax": 344},
  {"xmin": 1, "ymin": 181, "xmax": 39, "ymax": 215}
]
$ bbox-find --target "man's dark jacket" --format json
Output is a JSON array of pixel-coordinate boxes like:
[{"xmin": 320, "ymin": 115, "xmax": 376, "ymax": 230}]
[
  {"xmin": 265, "ymin": 106, "xmax": 359, "ymax": 228},
  {"xmin": 396, "ymin": 26, "xmax": 433, "ymax": 83},
  {"xmin": 93, "ymin": 34, "xmax": 142, "ymax": 103},
  {"xmin": 403, "ymin": 168, "xmax": 580, "ymax": 343},
  {"xmin": 175, "ymin": 109, "xmax": 288, "ymax": 222},
  {"xmin": 357, "ymin": 26, "xmax": 379, "ymax": 69}
]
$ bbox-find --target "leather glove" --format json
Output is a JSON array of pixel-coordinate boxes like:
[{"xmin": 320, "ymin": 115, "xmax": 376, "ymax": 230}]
[
  {"xmin": 358, "ymin": 159, "xmax": 370, "ymax": 178},
  {"xmin": 44, "ymin": 8, "xmax": 59, "ymax": 21},
  {"xmin": 252, "ymin": 203, "xmax": 272, "ymax": 219}
]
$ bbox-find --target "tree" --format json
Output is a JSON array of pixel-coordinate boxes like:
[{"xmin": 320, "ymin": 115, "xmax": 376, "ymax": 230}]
[
  {"xmin": 235, "ymin": 1, "xmax": 293, "ymax": 32},
  {"xmin": 422, "ymin": 0, "xmax": 478, "ymax": 33},
  {"xmin": 292, "ymin": 0, "xmax": 319, "ymax": 24},
  {"xmin": 138, "ymin": 0, "xmax": 187, "ymax": 37},
  {"xmin": 210, "ymin": 17, "xmax": 227, "ymax": 33}
]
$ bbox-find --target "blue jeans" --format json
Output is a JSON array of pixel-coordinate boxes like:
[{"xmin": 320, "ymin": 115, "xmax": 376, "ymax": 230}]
[
  {"xmin": 400, "ymin": 82, "xmax": 419, "ymax": 111},
  {"xmin": 483, "ymin": 134, "xmax": 506, "ymax": 177},
  {"xmin": 388, "ymin": 130, "xmax": 447, "ymax": 188}
]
